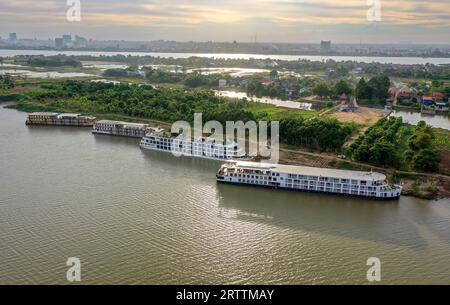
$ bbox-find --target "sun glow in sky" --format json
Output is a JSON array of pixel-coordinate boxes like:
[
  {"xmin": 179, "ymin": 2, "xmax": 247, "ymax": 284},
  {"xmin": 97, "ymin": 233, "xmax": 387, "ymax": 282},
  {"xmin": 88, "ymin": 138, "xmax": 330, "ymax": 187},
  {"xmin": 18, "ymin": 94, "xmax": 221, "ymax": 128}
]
[{"xmin": 0, "ymin": 0, "xmax": 449, "ymax": 43}]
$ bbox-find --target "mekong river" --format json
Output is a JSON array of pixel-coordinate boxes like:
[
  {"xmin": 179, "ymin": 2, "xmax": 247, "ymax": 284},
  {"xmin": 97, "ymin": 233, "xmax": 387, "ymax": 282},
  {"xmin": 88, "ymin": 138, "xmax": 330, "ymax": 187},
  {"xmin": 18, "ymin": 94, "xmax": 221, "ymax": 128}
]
[{"xmin": 1, "ymin": 105, "xmax": 450, "ymax": 284}]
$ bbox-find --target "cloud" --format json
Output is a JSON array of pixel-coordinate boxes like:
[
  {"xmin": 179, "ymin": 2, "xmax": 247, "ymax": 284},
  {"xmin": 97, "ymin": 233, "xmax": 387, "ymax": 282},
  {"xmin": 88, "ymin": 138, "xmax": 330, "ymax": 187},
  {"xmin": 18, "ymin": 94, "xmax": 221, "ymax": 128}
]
[{"xmin": 0, "ymin": 0, "xmax": 449, "ymax": 42}]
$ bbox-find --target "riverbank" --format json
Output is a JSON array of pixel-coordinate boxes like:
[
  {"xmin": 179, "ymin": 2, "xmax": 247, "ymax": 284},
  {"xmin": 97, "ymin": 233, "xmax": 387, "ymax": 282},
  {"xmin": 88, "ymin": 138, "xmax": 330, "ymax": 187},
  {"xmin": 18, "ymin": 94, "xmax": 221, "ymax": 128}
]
[
  {"xmin": 3, "ymin": 100, "xmax": 449, "ymax": 200},
  {"xmin": 279, "ymin": 147, "xmax": 450, "ymax": 200}
]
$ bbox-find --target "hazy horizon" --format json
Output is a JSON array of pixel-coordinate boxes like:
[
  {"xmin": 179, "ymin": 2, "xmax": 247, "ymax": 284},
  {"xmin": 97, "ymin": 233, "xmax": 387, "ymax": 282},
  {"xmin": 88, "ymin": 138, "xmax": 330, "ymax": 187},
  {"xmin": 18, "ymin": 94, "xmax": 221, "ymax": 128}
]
[{"xmin": 0, "ymin": 0, "xmax": 449, "ymax": 44}]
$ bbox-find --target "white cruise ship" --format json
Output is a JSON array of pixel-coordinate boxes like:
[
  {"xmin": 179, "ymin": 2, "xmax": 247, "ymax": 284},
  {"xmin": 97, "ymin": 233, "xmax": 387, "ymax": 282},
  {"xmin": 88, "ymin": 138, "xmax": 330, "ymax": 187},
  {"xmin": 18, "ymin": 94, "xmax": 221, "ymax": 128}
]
[
  {"xmin": 26, "ymin": 112, "xmax": 96, "ymax": 127},
  {"xmin": 140, "ymin": 130, "xmax": 251, "ymax": 161},
  {"xmin": 217, "ymin": 161, "xmax": 402, "ymax": 200},
  {"xmin": 93, "ymin": 120, "xmax": 150, "ymax": 138}
]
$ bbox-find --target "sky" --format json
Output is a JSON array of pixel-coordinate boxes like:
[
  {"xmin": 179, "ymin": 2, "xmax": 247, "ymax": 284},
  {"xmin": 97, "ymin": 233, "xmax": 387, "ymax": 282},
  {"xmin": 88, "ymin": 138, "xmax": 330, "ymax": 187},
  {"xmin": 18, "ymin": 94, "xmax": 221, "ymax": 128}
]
[{"xmin": 0, "ymin": 0, "xmax": 449, "ymax": 43}]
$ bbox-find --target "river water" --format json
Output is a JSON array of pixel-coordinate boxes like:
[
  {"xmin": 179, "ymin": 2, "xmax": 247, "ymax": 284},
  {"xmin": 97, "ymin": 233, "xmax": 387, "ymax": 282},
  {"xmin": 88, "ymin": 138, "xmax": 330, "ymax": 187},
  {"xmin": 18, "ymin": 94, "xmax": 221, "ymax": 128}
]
[
  {"xmin": 1, "ymin": 105, "xmax": 450, "ymax": 284},
  {"xmin": 390, "ymin": 110, "xmax": 450, "ymax": 131},
  {"xmin": 2, "ymin": 49, "xmax": 450, "ymax": 65},
  {"xmin": 215, "ymin": 91, "xmax": 313, "ymax": 110}
]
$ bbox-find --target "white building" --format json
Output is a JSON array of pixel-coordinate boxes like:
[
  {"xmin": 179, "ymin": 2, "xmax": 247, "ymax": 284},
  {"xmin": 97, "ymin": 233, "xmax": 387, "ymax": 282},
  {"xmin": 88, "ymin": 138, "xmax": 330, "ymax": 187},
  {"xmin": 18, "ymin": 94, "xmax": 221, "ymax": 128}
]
[{"xmin": 218, "ymin": 79, "xmax": 227, "ymax": 88}]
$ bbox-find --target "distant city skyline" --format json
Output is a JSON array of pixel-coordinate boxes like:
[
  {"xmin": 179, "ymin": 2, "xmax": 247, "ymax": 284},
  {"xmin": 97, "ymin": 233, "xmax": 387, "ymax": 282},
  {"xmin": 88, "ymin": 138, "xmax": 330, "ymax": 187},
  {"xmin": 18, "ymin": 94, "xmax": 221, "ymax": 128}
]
[{"xmin": 0, "ymin": 0, "xmax": 449, "ymax": 44}]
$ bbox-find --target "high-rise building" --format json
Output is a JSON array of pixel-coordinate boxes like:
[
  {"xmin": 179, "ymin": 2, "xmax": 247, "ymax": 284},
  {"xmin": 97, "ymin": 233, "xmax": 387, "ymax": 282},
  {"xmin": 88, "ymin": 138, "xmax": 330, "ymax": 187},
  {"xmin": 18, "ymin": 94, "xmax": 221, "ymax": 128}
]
[
  {"xmin": 320, "ymin": 40, "xmax": 331, "ymax": 52},
  {"xmin": 62, "ymin": 35, "xmax": 72, "ymax": 47},
  {"xmin": 55, "ymin": 38, "xmax": 63, "ymax": 49},
  {"xmin": 9, "ymin": 33, "xmax": 17, "ymax": 41},
  {"xmin": 74, "ymin": 35, "xmax": 88, "ymax": 48}
]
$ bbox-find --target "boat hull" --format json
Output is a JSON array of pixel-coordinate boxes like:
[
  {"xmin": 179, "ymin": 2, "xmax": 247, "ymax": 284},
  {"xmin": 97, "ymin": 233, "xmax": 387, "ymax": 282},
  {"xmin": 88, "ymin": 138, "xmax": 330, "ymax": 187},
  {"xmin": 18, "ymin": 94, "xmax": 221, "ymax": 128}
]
[
  {"xmin": 217, "ymin": 179, "xmax": 401, "ymax": 201},
  {"xmin": 140, "ymin": 144, "xmax": 253, "ymax": 161},
  {"xmin": 92, "ymin": 130, "xmax": 145, "ymax": 138},
  {"xmin": 26, "ymin": 120, "xmax": 94, "ymax": 127}
]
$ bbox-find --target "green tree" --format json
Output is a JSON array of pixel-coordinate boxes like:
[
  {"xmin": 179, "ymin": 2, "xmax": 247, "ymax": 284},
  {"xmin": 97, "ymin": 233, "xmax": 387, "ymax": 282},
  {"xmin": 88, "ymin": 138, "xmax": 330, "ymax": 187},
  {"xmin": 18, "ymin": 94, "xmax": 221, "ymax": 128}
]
[
  {"xmin": 413, "ymin": 149, "xmax": 440, "ymax": 172},
  {"xmin": 334, "ymin": 79, "xmax": 353, "ymax": 96},
  {"xmin": 409, "ymin": 124, "xmax": 435, "ymax": 151},
  {"xmin": 369, "ymin": 140, "xmax": 397, "ymax": 166},
  {"xmin": 0, "ymin": 74, "xmax": 14, "ymax": 89},
  {"xmin": 269, "ymin": 70, "xmax": 279, "ymax": 79},
  {"xmin": 355, "ymin": 78, "xmax": 372, "ymax": 100},
  {"xmin": 368, "ymin": 76, "xmax": 390, "ymax": 101},
  {"xmin": 313, "ymin": 82, "xmax": 332, "ymax": 99},
  {"xmin": 126, "ymin": 64, "xmax": 139, "ymax": 71}
]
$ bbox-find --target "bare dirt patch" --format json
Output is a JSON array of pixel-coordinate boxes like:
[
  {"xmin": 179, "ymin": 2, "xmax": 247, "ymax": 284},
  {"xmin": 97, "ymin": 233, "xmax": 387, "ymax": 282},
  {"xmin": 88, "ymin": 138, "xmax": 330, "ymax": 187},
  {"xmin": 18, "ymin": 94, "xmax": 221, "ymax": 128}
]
[
  {"xmin": 330, "ymin": 107, "xmax": 386, "ymax": 126},
  {"xmin": 440, "ymin": 150, "xmax": 450, "ymax": 174}
]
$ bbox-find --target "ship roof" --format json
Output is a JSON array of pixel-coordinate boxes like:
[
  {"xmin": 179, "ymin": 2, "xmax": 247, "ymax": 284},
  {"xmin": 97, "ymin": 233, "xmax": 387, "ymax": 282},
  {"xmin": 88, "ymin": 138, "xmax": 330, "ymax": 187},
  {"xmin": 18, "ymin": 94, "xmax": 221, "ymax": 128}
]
[
  {"xmin": 57, "ymin": 113, "xmax": 81, "ymax": 118},
  {"xmin": 30, "ymin": 112, "xmax": 59, "ymax": 116},
  {"xmin": 226, "ymin": 161, "xmax": 386, "ymax": 181},
  {"xmin": 96, "ymin": 120, "xmax": 148, "ymax": 127}
]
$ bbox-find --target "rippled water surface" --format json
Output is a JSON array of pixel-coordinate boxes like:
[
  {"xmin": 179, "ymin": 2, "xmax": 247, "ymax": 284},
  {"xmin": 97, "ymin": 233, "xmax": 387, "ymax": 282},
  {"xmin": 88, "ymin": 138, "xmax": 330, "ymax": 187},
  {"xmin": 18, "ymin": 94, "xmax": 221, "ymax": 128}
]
[{"xmin": 1, "ymin": 105, "xmax": 450, "ymax": 284}]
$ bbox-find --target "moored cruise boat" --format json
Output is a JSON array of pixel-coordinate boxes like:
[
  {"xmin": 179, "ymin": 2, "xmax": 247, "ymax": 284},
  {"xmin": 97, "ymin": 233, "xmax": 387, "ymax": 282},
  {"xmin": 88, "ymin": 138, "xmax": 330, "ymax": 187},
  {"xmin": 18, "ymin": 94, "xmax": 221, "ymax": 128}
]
[
  {"xmin": 140, "ymin": 129, "xmax": 251, "ymax": 161},
  {"xmin": 93, "ymin": 120, "xmax": 150, "ymax": 138},
  {"xmin": 26, "ymin": 112, "xmax": 96, "ymax": 127},
  {"xmin": 217, "ymin": 161, "xmax": 402, "ymax": 200}
]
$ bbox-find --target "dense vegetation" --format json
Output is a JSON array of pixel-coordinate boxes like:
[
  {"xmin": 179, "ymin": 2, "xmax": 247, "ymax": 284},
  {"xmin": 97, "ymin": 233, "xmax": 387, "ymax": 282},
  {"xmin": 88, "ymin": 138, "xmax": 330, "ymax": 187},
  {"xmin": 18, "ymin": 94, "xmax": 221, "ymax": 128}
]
[
  {"xmin": 17, "ymin": 55, "xmax": 82, "ymax": 68},
  {"xmin": 103, "ymin": 68, "xmax": 130, "ymax": 78},
  {"xmin": 355, "ymin": 76, "xmax": 390, "ymax": 102},
  {"xmin": 7, "ymin": 80, "xmax": 356, "ymax": 152},
  {"xmin": 14, "ymin": 80, "xmax": 256, "ymax": 124},
  {"xmin": 347, "ymin": 117, "xmax": 441, "ymax": 172},
  {"xmin": 10, "ymin": 52, "xmax": 441, "ymax": 102},
  {"xmin": 280, "ymin": 117, "xmax": 355, "ymax": 152},
  {"xmin": 183, "ymin": 72, "xmax": 230, "ymax": 88},
  {"xmin": 0, "ymin": 74, "xmax": 15, "ymax": 89},
  {"xmin": 17, "ymin": 54, "xmax": 450, "ymax": 80},
  {"xmin": 246, "ymin": 79, "xmax": 282, "ymax": 98}
]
